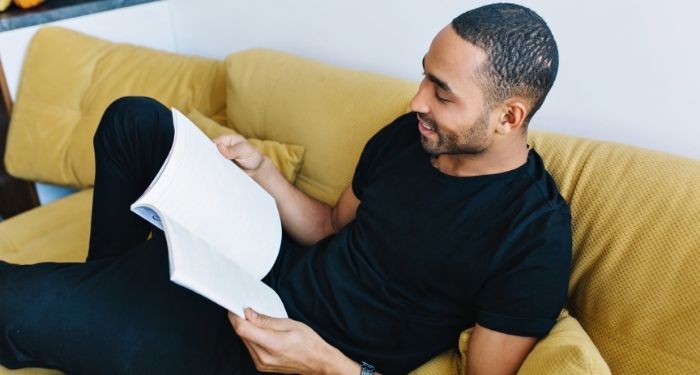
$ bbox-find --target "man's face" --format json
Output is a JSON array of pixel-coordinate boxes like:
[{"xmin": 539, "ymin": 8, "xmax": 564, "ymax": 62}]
[{"xmin": 410, "ymin": 26, "xmax": 496, "ymax": 155}]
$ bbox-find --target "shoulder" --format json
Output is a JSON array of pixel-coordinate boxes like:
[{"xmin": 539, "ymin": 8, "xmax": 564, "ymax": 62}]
[
  {"xmin": 515, "ymin": 149, "xmax": 571, "ymax": 222},
  {"xmin": 495, "ymin": 149, "xmax": 572, "ymax": 265}
]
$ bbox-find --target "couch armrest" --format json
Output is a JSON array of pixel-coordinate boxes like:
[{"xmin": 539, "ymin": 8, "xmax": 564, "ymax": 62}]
[{"xmin": 0, "ymin": 57, "xmax": 39, "ymax": 220}]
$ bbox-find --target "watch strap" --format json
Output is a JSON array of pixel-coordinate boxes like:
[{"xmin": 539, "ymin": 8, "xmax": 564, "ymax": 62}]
[{"xmin": 360, "ymin": 361, "xmax": 375, "ymax": 375}]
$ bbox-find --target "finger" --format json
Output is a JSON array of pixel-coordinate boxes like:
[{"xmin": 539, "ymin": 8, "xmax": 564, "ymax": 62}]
[
  {"xmin": 228, "ymin": 311, "xmax": 245, "ymax": 331},
  {"xmin": 230, "ymin": 312, "xmax": 276, "ymax": 357},
  {"xmin": 245, "ymin": 307, "xmax": 296, "ymax": 331},
  {"xmin": 228, "ymin": 312, "xmax": 264, "ymax": 365},
  {"xmin": 217, "ymin": 142, "xmax": 258, "ymax": 163},
  {"xmin": 227, "ymin": 142, "xmax": 258, "ymax": 160},
  {"xmin": 216, "ymin": 142, "xmax": 235, "ymax": 159},
  {"xmin": 233, "ymin": 319, "xmax": 281, "ymax": 371},
  {"xmin": 233, "ymin": 317, "xmax": 284, "ymax": 350},
  {"xmin": 240, "ymin": 337, "xmax": 269, "ymax": 372},
  {"xmin": 212, "ymin": 134, "xmax": 246, "ymax": 146}
]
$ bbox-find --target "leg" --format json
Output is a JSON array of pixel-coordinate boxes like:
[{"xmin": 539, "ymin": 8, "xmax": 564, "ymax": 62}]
[
  {"xmin": 0, "ymin": 241, "xmax": 260, "ymax": 374},
  {"xmin": 88, "ymin": 96, "xmax": 174, "ymax": 261},
  {"xmin": 0, "ymin": 96, "xmax": 259, "ymax": 372}
]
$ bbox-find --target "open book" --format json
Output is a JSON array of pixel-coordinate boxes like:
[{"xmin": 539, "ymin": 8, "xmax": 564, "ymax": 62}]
[{"xmin": 130, "ymin": 108, "xmax": 287, "ymax": 318}]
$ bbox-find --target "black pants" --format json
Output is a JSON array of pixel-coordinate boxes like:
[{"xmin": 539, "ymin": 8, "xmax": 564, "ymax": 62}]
[{"xmin": 0, "ymin": 97, "xmax": 260, "ymax": 374}]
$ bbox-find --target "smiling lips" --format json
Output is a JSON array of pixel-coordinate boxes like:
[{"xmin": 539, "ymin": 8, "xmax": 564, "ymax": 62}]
[{"xmin": 417, "ymin": 115, "xmax": 436, "ymax": 136}]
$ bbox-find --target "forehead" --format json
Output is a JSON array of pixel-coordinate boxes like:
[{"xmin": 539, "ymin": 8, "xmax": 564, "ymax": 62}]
[{"xmin": 424, "ymin": 26, "xmax": 488, "ymax": 95}]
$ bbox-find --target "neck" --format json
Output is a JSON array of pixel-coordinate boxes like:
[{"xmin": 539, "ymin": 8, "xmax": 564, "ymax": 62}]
[{"xmin": 432, "ymin": 137, "xmax": 529, "ymax": 177}]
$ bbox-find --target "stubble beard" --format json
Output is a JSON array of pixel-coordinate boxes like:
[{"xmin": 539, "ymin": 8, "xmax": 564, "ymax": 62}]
[{"xmin": 418, "ymin": 112, "xmax": 491, "ymax": 156}]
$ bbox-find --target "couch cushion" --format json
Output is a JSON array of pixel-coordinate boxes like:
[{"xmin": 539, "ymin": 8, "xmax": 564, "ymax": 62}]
[
  {"xmin": 5, "ymin": 27, "xmax": 227, "ymax": 188},
  {"xmin": 0, "ymin": 189, "xmax": 92, "ymax": 264},
  {"xmin": 0, "ymin": 367, "xmax": 60, "ymax": 375},
  {"xmin": 224, "ymin": 49, "xmax": 417, "ymax": 205},
  {"xmin": 529, "ymin": 131, "xmax": 700, "ymax": 373}
]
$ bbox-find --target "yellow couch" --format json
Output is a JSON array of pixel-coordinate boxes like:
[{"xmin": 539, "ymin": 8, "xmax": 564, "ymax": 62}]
[{"xmin": 2, "ymin": 26, "xmax": 699, "ymax": 374}]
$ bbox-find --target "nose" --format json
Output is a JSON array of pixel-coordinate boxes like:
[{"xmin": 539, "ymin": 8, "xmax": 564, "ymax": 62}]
[{"xmin": 410, "ymin": 81, "xmax": 430, "ymax": 114}]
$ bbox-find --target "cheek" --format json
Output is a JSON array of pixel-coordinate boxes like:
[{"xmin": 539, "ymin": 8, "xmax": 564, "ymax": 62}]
[{"xmin": 434, "ymin": 107, "xmax": 475, "ymax": 134}]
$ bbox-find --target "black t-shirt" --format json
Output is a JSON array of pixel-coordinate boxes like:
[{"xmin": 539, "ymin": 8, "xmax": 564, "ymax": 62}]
[{"xmin": 267, "ymin": 112, "xmax": 572, "ymax": 374}]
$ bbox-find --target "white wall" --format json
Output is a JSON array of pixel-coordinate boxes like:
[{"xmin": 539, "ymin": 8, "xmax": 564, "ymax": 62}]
[
  {"xmin": 168, "ymin": 0, "xmax": 700, "ymax": 160},
  {"xmin": 0, "ymin": 0, "xmax": 175, "ymax": 203}
]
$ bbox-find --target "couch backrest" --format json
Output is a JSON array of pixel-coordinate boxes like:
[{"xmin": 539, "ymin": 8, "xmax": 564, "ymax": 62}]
[
  {"xmin": 224, "ymin": 49, "xmax": 416, "ymax": 205},
  {"xmin": 5, "ymin": 27, "xmax": 227, "ymax": 188},
  {"xmin": 528, "ymin": 132, "xmax": 700, "ymax": 373}
]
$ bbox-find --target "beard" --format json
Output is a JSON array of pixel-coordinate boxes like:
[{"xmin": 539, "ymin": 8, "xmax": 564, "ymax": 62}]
[{"xmin": 418, "ymin": 111, "xmax": 491, "ymax": 155}]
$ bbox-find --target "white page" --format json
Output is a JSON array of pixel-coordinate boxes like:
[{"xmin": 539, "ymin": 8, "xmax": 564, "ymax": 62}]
[
  {"xmin": 131, "ymin": 109, "xmax": 281, "ymax": 280},
  {"xmin": 162, "ymin": 214, "xmax": 287, "ymax": 318}
]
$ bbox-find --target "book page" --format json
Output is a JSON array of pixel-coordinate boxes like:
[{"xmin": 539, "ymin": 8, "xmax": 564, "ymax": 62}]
[
  {"xmin": 131, "ymin": 109, "xmax": 281, "ymax": 280},
  {"xmin": 161, "ymin": 213, "xmax": 287, "ymax": 318}
]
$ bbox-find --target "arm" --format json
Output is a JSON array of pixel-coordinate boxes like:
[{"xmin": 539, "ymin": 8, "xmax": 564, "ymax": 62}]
[
  {"xmin": 213, "ymin": 134, "xmax": 360, "ymax": 246},
  {"xmin": 466, "ymin": 324, "xmax": 538, "ymax": 375},
  {"xmin": 229, "ymin": 308, "xmax": 363, "ymax": 375}
]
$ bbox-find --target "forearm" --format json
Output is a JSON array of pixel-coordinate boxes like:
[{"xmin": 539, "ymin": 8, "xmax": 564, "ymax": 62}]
[
  {"xmin": 250, "ymin": 157, "xmax": 335, "ymax": 246},
  {"xmin": 318, "ymin": 348, "xmax": 362, "ymax": 375}
]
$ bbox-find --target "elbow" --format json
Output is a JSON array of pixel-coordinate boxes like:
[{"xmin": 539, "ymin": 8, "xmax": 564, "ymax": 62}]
[{"xmin": 314, "ymin": 209, "xmax": 340, "ymax": 245}]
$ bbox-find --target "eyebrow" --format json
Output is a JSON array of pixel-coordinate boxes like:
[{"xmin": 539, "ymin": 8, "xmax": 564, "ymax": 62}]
[{"xmin": 422, "ymin": 56, "xmax": 453, "ymax": 94}]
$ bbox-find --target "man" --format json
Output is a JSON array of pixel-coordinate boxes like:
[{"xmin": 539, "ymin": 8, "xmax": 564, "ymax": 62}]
[{"xmin": 0, "ymin": 3, "xmax": 570, "ymax": 374}]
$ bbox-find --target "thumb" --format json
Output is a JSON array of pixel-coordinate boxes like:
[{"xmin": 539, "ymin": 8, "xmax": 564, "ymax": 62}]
[
  {"xmin": 245, "ymin": 307, "xmax": 293, "ymax": 331},
  {"xmin": 217, "ymin": 141, "xmax": 258, "ymax": 162},
  {"xmin": 216, "ymin": 142, "xmax": 250, "ymax": 160},
  {"xmin": 216, "ymin": 142, "xmax": 237, "ymax": 160}
]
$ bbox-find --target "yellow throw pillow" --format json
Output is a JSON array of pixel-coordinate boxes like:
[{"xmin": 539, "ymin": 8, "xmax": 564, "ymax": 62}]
[
  {"xmin": 469, "ymin": 310, "xmax": 608, "ymax": 374},
  {"xmin": 410, "ymin": 309, "xmax": 609, "ymax": 374},
  {"xmin": 186, "ymin": 109, "xmax": 305, "ymax": 183}
]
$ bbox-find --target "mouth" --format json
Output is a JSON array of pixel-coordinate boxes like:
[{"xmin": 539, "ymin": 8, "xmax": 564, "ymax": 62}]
[{"xmin": 417, "ymin": 114, "xmax": 436, "ymax": 135}]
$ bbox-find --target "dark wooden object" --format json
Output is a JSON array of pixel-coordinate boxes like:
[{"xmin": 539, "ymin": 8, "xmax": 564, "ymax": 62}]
[{"xmin": 0, "ymin": 57, "xmax": 39, "ymax": 220}]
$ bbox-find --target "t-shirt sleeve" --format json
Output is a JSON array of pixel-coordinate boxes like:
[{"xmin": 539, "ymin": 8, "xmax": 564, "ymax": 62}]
[{"xmin": 475, "ymin": 206, "xmax": 572, "ymax": 337}]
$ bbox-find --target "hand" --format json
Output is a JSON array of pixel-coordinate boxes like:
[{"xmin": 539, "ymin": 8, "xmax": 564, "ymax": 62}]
[
  {"xmin": 213, "ymin": 134, "xmax": 265, "ymax": 175},
  {"xmin": 228, "ymin": 308, "xmax": 360, "ymax": 374}
]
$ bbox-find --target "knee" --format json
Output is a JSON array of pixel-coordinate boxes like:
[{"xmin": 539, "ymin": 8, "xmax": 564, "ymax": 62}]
[
  {"xmin": 93, "ymin": 96, "xmax": 172, "ymax": 147},
  {"xmin": 105, "ymin": 96, "xmax": 167, "ymax": 116}
]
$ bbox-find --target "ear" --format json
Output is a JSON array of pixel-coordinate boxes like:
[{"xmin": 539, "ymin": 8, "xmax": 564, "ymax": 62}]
[{"xmin": 495, "ymin": 97, "xmax": 529, "ymax": 134}]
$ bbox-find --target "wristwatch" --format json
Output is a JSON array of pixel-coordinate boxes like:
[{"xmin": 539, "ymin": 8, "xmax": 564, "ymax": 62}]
[{"xmin": 360, "ymin": 361, "xmax": 375, "ymax": 375}]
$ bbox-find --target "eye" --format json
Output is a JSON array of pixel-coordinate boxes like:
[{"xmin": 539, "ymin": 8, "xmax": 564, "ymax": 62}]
[
  {"xmin": 421, "ymin": 72, "xmax": 450, "ymax": 103},
  {"xmin": 435, "ymin": 94, "xmax": 449, "ymax": 103}
]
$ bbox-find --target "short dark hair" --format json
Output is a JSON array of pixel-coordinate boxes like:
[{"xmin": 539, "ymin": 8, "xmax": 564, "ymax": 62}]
[{"xmin": 452, "ymin": 3, "xmax": 558, "ymax": 126}]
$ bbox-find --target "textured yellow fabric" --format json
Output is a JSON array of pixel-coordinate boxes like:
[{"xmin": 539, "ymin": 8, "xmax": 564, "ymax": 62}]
[
  {"xmin": 5, "ymin": 27, "xmax": 226, "ymax": 188},
  {"xmin": 0, "ymin": 189, "xmax": 91, "ymax": 264},
  {"xmin": 186, "ymin": 109, "xmax": 305, "ymax": 183},
  {"xmin": 224, "ymin": 49, "xmax": 417, "ymax": 205},
  {"xmin": 410, "ymin": 310, "xmax": 609, "ymax": 374},
  {"xmin": 408, "ymin": 349, "xmax": 460, "ymax": 375},
  {"xmin": 517, "ymin": 310, "xmax": 610, "ymax": 374},
  {"xmin": 529, "ymin": 131, "xmax": 700, "ymax": 374},
  {"xmin": 0, "ymin": 368, "xmax": 59, "ymax": 375}
]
